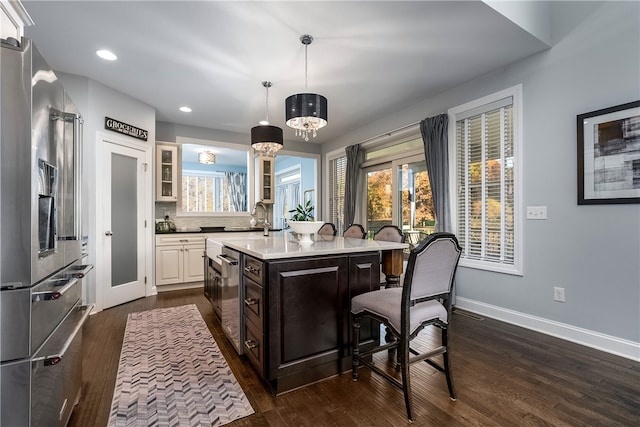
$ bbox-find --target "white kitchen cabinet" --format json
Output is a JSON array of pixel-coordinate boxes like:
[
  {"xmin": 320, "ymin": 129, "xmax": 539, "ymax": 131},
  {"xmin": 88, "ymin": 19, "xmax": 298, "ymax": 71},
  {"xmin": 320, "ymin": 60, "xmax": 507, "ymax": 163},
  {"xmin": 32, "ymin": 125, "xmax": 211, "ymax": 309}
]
[
  {"xmin": 1, "ymin": 1, "xmax": 32, "ymax": 41},
  {"xmin": 155, "ymin": 234, "xmax": 204, "ymax": 286},
  {"xmin": 255, "ymin": 155, "xmax": 274, "ymax": 204},
  {"xmin": 183, "ymin": 243, "xmax": 205, "ymax": 282},
  {"xmin": 155, "ymin": 244, "xmax": 182, "ymax": 285},
  {"xmin": 156, "ymin": 143, "xmax": 178, "ymax": 201}
]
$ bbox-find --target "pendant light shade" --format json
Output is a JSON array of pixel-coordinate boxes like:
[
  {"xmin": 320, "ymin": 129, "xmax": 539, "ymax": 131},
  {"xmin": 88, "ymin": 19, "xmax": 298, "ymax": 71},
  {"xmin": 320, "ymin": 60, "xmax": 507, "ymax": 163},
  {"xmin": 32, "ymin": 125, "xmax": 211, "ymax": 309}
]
[
  {"xmin": 286, "ymin": 34, "xmax": 328, "ymax": 142},
  {"xmin": 251, "ymin": 81, "xmax": 283, "ymax": 155},
  {"xmin": 251, "ymin": 125, "xmax": 283, "ymax": 155},
  {"xmin": 285, "ymin": 93, "xmax": 328, "ymax": 141}
]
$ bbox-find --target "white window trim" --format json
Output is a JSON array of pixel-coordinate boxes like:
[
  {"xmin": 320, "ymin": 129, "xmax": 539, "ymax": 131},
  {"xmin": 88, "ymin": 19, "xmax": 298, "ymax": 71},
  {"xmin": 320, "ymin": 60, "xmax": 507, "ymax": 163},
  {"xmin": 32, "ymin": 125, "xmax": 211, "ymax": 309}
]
[
  {"xmin": 448, "ymin": 84, "xmax": 523, "ymax": 276},
  {"xmin": 175, "ymin": 136, "xmax": 254, "ymax": 217},
  {"xmin": 324, "ymin": 147, "xmax": 346, "ymax": 222}
]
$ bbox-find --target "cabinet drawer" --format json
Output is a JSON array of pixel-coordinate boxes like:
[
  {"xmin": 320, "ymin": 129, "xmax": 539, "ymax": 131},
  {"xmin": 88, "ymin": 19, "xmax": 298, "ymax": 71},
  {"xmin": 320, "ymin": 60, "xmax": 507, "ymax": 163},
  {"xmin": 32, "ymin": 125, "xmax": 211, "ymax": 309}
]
[
  {"xmin": 155, "ymin": 234, "xmax": 205, "ymax": 246},
  {"xmin": 244, "ymin": 277, "xmax": 263, "ymax": 328},
  {"xmin": 243, "ymin": 256, "xmax": 263, "ymax": 283},
  {"xmin": 243, "ymin": 316, "xmax": 264, "ymax": 376}
]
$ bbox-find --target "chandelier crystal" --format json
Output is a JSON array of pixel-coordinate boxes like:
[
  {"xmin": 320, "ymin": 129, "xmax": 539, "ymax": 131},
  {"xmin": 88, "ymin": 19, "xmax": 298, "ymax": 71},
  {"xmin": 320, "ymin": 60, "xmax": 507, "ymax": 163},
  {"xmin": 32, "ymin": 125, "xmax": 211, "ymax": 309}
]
[{"xmin": 285, "ymin": 35, "xmax": 328, "ymax": 142}]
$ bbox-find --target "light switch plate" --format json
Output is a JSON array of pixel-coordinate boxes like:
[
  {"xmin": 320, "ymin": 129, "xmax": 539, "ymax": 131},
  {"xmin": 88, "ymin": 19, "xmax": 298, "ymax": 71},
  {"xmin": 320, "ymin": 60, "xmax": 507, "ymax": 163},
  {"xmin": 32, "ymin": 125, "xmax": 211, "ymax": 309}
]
[{"xmin": 526, "ymin": 206, "xmax": 547, "ymax": 220}]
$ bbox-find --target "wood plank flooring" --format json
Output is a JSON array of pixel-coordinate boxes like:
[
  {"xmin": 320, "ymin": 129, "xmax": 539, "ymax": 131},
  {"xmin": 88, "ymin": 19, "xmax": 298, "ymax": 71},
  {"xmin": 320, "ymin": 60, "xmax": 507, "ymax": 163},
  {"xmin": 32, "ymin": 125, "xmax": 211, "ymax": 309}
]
[{"xmin": 69, "ymin": 289, "xmax": 640, "ymax": 426}]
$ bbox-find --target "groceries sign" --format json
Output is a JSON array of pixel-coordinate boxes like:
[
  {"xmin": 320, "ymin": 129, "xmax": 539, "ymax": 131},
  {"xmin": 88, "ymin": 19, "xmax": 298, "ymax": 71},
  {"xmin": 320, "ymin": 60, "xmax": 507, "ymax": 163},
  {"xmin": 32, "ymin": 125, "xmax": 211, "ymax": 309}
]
[{"xmin": 105, "ymin": 117, "xmax": 148, "ymax": 141}]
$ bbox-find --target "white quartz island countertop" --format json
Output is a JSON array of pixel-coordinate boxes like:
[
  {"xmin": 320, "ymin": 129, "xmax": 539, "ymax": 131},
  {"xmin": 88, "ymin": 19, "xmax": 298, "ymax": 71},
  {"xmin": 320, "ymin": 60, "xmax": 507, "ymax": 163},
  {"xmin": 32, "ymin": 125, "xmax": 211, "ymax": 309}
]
[{"xmin": 206, "ymin": 230, "xmax": 408, "ymax": 260}]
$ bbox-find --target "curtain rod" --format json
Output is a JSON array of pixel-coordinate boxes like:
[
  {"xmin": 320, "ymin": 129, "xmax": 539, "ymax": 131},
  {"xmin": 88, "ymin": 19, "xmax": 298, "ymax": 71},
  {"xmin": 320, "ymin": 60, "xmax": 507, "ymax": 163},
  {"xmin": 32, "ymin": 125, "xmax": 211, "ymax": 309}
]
[
  {"xmin": 358, "ymin": 121, "xmax": 420, "ymax": 148},
  {"xmin": 354, "ymin": 111, "xmax": 448, "ymax": 148}
]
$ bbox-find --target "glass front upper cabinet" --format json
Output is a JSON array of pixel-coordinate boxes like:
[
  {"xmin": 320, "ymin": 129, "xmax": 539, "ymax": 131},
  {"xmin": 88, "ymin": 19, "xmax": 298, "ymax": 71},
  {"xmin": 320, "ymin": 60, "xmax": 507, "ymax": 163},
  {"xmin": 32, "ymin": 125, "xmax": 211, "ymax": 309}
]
[
  {"xmin": 156, "ymin": 143, "xmax": 178, "ymax": 201},
  {"xmin": 256, "ymin": 155, "xmax": 274, "ymax": 203}
]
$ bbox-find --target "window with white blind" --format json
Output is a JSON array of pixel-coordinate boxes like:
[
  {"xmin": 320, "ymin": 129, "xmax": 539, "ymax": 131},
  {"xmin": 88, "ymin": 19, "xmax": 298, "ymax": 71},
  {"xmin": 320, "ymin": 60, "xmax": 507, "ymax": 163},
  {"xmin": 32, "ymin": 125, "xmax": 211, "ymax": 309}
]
[
  {"xmin": 182, "ymin": 171, "xmax": 246, "ymax": 213},
  {"xmin": 449, "ymin": 85, "xmax": 522, "ymax": 275},
  {"xmin": 328, "ymin": 156, "xmax": 346, "ymax": 234}
]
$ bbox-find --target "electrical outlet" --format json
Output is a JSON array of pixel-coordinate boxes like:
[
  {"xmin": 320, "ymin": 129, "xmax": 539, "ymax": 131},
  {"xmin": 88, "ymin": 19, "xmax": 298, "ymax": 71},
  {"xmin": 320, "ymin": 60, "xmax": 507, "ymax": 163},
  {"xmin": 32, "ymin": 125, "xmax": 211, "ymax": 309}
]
[
  {"xmin": 526, "ymin": 206, "xmax": 547, "ymax": 219},
  {"xmin": 553, "ymin": 287, "xmax": 565, "ymax": 302}
]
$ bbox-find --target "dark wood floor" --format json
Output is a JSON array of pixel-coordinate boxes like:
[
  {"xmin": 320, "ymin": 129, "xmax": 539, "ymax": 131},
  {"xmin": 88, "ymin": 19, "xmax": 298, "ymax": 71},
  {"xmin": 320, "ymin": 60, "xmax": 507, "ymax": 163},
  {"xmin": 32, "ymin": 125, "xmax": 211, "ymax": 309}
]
[{"xmin": 69, "ymin": 288, "xmax": 640, "ymax": 426}]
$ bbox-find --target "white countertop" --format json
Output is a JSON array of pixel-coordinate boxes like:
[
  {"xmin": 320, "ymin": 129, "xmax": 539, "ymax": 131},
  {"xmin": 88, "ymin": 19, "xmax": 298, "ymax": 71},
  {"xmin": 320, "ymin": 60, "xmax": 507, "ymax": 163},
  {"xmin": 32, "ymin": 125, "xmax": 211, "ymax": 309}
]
[{"xmin": 206, "ymin": 231, "xmax": 408, "ymax": 260}]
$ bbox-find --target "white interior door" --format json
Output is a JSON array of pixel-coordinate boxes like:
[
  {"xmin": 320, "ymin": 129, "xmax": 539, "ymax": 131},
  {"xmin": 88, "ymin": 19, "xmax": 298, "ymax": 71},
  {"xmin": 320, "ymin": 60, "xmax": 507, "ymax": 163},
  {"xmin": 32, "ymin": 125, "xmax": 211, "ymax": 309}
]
[{"xmin": 100, "ymin": 139, "xmax": 148, "ymax": 309}]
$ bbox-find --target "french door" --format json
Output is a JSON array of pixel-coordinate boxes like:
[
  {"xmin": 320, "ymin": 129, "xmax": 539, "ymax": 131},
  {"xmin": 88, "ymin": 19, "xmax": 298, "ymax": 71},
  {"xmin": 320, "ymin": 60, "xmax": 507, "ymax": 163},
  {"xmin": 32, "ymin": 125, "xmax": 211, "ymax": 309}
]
[{"xmin": 363, "ymin": 154, "xmax": 433, "ymax": 248}]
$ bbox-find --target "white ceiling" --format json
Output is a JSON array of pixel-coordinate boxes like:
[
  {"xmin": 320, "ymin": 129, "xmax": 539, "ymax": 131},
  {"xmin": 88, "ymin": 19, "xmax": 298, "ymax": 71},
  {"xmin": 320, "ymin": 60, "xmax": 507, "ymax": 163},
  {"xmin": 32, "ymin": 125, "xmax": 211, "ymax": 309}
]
[{"xmin": 22, "ymin": 1, "xmax": 552, "ymax": 145}]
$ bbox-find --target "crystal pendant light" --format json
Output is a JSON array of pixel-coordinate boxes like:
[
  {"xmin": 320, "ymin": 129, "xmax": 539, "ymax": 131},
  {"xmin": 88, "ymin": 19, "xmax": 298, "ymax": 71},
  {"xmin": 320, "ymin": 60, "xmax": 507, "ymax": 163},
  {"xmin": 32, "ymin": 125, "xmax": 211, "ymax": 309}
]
[
  {"xmin": 285, "ymin": 34, "xmax": 328, "ymax": 142},
  {"xmin": 251, "ymin": 81, "xmax": 283, "ymax": 156}
]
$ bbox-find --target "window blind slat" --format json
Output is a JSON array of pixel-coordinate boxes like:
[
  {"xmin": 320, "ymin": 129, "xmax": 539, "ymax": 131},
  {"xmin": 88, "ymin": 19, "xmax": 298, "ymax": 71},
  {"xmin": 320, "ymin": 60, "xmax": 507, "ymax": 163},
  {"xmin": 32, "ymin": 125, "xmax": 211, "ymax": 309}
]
[{"xmin": 456, "ymin": 103, "xmax": 514, "ymax": 266}]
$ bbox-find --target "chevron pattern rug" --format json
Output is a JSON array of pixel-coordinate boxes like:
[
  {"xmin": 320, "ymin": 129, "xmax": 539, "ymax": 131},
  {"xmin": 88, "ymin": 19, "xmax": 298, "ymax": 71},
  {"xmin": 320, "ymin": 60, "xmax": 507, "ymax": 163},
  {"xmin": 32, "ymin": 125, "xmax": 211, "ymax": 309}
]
[{"xmin": 108, "ymin": 304, "xmax": 254, "ymax": 426}]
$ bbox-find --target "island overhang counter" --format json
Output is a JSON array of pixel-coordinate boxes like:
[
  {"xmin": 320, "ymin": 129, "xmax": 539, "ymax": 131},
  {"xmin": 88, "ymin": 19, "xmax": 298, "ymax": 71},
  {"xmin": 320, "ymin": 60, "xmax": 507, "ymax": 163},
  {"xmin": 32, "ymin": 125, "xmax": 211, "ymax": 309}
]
[{"xmin": 205, "ymin": 231, "xmax": 408, "ymax": 394}]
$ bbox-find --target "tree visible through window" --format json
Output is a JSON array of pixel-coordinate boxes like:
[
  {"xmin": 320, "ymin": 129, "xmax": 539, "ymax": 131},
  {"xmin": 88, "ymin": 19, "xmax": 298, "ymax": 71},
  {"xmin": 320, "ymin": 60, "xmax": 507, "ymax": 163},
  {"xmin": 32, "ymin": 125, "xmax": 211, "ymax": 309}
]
[
  {"xmin": 451, "ymin": 85, "xmax": 521, "ymax": 274},
  {"xmin": 182, "ymin": 172, "xmax": 246, "ymax": 213},
  {"xmin": 365, "ymin": 154, "xmax": 434, "ymax": 246},
  {"xmin": 400, "ymin": 163, "xmax": 434, "ymax": 246},
  {"xmin": 367, "ymin": 168, "xmax": 392, "ymax": 229}
]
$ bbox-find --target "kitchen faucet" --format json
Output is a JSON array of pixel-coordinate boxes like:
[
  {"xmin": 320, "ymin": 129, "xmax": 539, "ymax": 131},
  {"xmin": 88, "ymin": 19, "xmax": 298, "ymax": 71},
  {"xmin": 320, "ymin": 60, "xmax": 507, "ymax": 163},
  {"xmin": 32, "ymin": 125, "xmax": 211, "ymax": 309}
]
[{"xmin": 251, "ymin": 201, "xmax": 270, "ymax": 235}]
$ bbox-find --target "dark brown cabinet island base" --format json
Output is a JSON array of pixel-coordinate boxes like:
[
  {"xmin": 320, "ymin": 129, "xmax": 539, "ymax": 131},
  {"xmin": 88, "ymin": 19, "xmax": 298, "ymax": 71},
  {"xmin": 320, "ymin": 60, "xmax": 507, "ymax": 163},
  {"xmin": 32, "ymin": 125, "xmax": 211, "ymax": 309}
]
[{"xmin": 257, "ymin": 252, "xmax": 381, "ymax": 393}]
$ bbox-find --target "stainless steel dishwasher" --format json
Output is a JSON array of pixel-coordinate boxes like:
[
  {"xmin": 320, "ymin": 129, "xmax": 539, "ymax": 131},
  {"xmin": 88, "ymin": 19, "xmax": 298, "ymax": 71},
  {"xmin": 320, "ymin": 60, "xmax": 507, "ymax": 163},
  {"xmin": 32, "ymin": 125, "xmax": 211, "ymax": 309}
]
[{"xmin": 218, "ymin": 247, "xmax": 244, "ymax": 354}]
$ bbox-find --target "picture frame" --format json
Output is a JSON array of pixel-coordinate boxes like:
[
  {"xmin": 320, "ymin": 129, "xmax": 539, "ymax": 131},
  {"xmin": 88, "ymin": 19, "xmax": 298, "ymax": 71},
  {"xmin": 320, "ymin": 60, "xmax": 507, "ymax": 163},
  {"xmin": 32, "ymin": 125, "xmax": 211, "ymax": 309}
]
[{"xmin": 577, "ymin": 100, "xmax": 640, "ymax": 205}]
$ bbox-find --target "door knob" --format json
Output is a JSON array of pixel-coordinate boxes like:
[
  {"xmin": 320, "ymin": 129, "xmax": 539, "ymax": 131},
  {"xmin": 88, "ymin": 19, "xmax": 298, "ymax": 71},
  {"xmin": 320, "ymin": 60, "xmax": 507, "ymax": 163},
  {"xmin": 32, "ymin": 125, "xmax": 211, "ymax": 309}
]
[{"xmin": 105, "ymin": 231, "xmax": 113, "ymax": 236}]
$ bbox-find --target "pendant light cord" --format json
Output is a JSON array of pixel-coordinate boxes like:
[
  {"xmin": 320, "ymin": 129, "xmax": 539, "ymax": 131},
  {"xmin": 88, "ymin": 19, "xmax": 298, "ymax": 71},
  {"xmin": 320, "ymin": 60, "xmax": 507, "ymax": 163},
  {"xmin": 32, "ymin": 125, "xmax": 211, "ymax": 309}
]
[
  {"xmin": 262, "ymin": 81, "xmax": 272, "ymax": 125},
  {"xmin": 265, "ymin": 84, "xmax": 270, "ymax": 123},
  {"xmin": 300, "ymin": 34, "xmax": 313, "ymax": 90}
]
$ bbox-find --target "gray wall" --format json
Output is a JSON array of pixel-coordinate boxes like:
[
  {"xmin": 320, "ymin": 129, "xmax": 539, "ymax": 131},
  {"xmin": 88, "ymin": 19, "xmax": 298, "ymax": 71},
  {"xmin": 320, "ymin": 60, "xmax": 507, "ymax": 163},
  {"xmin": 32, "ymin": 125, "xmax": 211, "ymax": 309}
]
[
  {"xmin": 156, "ymin": 121, "xmax": 321, "ymax": 156},
  {"xmin": 324, "ymin": 2, "xmax": 640, "ymax": 345},
  {"xmin": 58, "ymin": 72, "xmax": 156, "ymax": 306}
]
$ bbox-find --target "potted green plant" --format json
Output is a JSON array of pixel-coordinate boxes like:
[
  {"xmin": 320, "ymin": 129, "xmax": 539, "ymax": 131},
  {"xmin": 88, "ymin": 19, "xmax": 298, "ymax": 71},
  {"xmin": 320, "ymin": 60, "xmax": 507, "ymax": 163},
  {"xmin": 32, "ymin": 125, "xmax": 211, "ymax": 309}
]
[
  {"xmin": 288, "ymin": 200, "xmax": 324, "ymax": 245},
  {"xmin": 288, "ymin": 200, "xmax": 315, "ymax": 221}
]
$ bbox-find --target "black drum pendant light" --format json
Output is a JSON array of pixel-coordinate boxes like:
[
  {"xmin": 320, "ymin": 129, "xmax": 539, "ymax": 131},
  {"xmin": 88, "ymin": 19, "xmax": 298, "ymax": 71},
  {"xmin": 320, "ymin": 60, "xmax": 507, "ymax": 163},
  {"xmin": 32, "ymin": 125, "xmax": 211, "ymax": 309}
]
[
  {"xmin": 285, "ymin": 34, "xmax": 327, "ymax": 142},
  {"xmin": 251, "ymin": 81, "xmax": 283, "ymax": 156}
]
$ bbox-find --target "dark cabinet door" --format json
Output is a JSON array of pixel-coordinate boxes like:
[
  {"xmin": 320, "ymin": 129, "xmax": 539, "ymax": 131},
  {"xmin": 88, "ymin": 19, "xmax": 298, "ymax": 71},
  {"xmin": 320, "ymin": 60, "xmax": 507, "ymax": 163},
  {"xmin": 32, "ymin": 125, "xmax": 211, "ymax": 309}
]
[
  {"xmin": 267, "ymin": 255, "xmax": 348, "ymax": 382},
  {"xmin": 346, "ymin": 253, "xmax": 381, "ymax": 350},
  {"xmin": 213, "ymin": 268, "xmax": 221, "ymax": 318},
  {"xmin": 265, "ymin": 252, "xmax": 381, "ymax": 393},
  {"xmin": 204, "ymin": 263, "xmax": 212, "ymax": 300},
  {"xmin": 205, "ymin": 259, "xmax": 222, "ymax": 319}
]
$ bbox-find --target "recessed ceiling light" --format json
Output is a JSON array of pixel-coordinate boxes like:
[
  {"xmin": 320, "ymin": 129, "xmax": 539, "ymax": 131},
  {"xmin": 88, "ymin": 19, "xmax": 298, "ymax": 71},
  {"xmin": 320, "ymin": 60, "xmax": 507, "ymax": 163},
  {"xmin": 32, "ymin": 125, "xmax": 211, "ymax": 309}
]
[
  {"xmin": 179, "ymin": 106, "xmax": 192, "ymax": 113},
  {"xmin": 96, "ymin": 49, "xmax": 117, "ymax": 61}
]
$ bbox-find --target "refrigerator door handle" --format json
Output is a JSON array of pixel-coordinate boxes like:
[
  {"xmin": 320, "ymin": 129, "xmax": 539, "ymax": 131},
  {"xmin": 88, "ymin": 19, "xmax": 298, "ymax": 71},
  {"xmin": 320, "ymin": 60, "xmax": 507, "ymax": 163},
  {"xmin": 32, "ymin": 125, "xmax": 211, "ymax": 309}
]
[
  {"xmin": 32, "ymin": 278, "xmax": 78, "ymax": 301},
  {"xmin": 33, "ymin": 304, "xmax": 94, "ymax": 367}
]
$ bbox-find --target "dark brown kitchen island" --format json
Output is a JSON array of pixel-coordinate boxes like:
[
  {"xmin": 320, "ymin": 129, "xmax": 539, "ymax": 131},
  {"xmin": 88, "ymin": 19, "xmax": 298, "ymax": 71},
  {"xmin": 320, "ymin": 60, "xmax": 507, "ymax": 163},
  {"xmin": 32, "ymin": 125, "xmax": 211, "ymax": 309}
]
[{"xmin": 206, "ymin": 231, "xmax": 408, "ymax": 394}]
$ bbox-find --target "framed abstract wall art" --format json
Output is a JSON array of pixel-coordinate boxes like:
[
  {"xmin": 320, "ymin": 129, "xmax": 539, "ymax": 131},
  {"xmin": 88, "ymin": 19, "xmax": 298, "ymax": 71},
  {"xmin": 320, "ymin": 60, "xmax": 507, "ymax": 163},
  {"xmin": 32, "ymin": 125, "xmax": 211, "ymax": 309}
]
[{"xmin": 577, "ymin": 100, "xmax": 640, "ymax": 204}]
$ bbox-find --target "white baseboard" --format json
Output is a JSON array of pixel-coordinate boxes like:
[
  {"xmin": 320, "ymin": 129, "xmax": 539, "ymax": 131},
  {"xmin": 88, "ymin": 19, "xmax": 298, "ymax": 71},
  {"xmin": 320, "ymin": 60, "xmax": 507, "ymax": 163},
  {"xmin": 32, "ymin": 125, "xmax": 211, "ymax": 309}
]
[
  {"xmin": 455, "ymin": 297, "xmax": 640, "ymax": 362},
  {"xmin": 156, "ymin": 281, "xmax": 203, "ymax": 293}
]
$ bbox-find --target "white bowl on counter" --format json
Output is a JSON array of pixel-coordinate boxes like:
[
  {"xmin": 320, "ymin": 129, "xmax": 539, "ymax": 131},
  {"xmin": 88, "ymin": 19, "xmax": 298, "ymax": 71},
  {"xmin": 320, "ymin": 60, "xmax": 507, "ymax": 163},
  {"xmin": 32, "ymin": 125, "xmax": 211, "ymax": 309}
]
[{"xmin": 288, "ymin": 221, "xmax": 325, "ymax": 245}]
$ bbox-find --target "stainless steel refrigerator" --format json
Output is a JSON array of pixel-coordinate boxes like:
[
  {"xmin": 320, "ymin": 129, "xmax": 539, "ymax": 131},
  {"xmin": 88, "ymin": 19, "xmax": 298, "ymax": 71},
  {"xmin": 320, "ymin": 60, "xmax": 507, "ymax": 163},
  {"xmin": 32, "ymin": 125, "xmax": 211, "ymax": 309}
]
[{"xmin": 1, "ymin": 37, "xmax": 93, "ymax": 427}]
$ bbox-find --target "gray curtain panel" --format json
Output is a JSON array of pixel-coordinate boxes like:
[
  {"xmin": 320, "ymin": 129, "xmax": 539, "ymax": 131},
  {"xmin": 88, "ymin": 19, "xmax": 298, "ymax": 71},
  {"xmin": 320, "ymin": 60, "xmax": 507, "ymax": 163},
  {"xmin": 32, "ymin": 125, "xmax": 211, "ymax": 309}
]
[
  {"xmin": 420, "ymin": 114, "xmax": 451, "ymax": 232},
  {"xmin": 225, "ymin": 172, "xmax": 247, "ymax": 212},
  {"xmin": 343, "ymin": 144, "xmax": 361, "ymax": 228}
]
